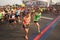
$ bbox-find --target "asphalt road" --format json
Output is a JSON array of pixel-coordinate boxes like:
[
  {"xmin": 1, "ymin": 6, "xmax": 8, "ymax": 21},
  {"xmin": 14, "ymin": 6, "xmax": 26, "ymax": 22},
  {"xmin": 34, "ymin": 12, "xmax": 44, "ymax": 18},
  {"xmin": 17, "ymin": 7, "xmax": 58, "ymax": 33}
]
[
  {"xmin": 45, "ymin": 23, "xmax": 60, "ymax": 40},
  {"xmin": 0, "ymin": 14, "xmax": 60, "ymax": 40}
]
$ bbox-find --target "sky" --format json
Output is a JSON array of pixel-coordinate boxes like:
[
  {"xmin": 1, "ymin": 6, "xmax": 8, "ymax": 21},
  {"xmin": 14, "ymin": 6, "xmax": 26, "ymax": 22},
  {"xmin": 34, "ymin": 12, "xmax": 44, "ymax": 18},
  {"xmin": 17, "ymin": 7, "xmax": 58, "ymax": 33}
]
[{"xmin": 0, "ymin": 0, "xmax": 60, "ymax": 6}]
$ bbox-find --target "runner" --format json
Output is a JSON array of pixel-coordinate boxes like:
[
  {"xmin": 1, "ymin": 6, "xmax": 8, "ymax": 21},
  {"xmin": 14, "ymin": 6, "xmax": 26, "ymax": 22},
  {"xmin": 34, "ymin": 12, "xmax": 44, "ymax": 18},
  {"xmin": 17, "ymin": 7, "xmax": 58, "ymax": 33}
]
[
  {"xmin": 15, "ymin": 7, "xmax": 21, "ymax": 23},
  {"xmin": 9, "ymin": 10, "xmax": 16, "ymax": 24},
  {"xmin": 4, "ymin": 10, "xmax": 9, "ymax": 22},
  {"xmin": 31, "ymin": 8, "xmax": 35, "ymax": 22},
  {"xmin": 23, "ymin": 12, "xmax": 31, "ymax": 40},
  {"xmin": 33, "ymin": 10, "xmax": 42, "ymax": 33},
  {"xmin": 0, "ymin": 10, "xmax": 3, "ymax": 22}
]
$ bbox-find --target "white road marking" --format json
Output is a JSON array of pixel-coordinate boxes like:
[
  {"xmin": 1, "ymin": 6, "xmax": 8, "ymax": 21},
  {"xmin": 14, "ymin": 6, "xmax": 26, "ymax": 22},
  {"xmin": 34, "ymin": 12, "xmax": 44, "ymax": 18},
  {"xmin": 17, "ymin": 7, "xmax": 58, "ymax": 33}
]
[{"xmin": 41, "ymin": 16, "xmax": 54, "ymax": 20}]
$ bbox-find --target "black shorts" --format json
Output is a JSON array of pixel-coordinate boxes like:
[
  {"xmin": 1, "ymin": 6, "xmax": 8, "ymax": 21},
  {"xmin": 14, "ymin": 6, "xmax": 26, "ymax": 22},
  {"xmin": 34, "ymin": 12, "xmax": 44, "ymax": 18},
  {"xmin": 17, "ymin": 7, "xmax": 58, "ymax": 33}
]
[
  {"xmin": 0, "ymin": 19, "xmax": 2, "ymax": 21},
  {"xmin": 23, "ymin": 24, "xmax": 29, "ymax": 29},
  {"xmin": 15, "ymin": 15, "xmax": 20, "ymax": 17},
  {"xmin": 9, "ymin": 19, "xmax": 15, "ymax": 23},
  {"xmin": 34, "ymin": 21, "xmax": 38, "ymax": 23}
]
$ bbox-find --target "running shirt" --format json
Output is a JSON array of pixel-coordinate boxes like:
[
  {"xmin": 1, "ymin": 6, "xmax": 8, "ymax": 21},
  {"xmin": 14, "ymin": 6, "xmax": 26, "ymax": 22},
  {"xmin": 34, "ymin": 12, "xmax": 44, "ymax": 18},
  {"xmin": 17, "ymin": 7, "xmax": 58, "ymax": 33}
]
[
  {"xmin": 12, "ymin": 15, "xmax": 15, "ymax": 19},
  {"xmin": 23, "ymin": 16, "xmax": 31, "ymax": 25},
  {"xmin": 0, "ymin": 12, "xmax": 3, "ymax": 19},
  {"xmin": 39, "ymin": 8, "xmax": 43, "ymax": 12},
  {"xmin": 16, "ymin": 10, "xmax": 20, "ymax": 16},
  {"xmin": 34, "ymin": 12, "xmax": 41, "ymax": 21},
  {"xmin": 9, "ymin": 14, "xmax": 15, "ymax": 19}
]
